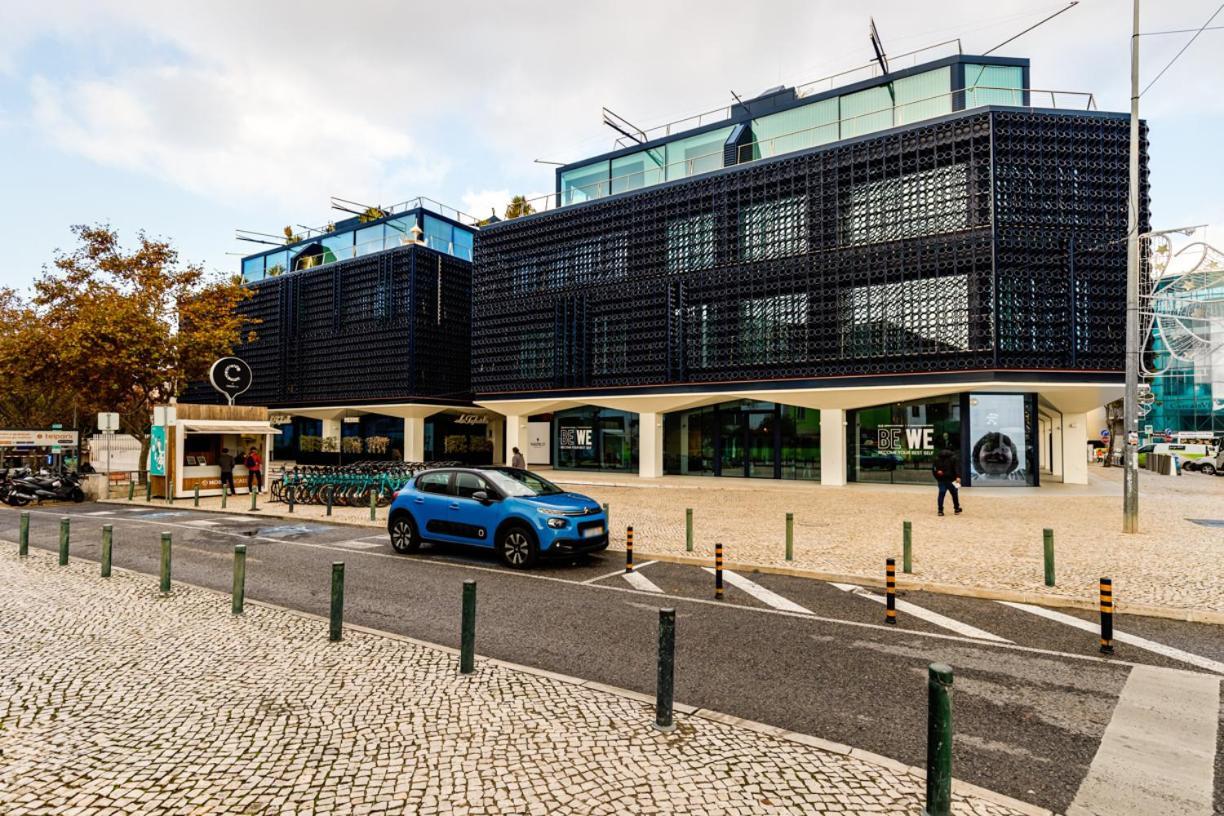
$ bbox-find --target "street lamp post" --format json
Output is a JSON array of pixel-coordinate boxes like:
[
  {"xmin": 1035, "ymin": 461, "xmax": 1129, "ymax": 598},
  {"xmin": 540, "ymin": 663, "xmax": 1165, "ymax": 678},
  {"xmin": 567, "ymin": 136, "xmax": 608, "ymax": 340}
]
[{"xmin": 1123, "ymin": 0, "xmax": 1141, "ymax": 533}]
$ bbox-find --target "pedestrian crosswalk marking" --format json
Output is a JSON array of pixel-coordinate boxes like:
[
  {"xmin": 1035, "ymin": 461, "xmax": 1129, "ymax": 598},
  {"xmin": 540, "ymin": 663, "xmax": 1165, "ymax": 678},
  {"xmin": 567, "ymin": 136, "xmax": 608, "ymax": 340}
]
[
  {"xmin": 1066, "ymin": 665, "xmax": 1219, "ymax": 816},
  {"xmin": 705, "ymin": 569, "xmax": 812, "ymax": 614},
  {"xmin": 832, "ymin": 583, "xmax": 1012, "ymax": 642},
  {"xmin": 998, "ymin": 601, "xmax": 1224, "ymax": 675}
]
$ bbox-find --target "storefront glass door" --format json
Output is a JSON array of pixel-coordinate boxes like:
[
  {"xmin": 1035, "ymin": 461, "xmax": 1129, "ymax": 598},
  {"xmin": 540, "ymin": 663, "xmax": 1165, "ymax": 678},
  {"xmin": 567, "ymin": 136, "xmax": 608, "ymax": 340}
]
[
  {"xmin": 718, "ymin": 414, "xmax": 745, "ymax": 476},
  {"xmin": 746, "ymin": 411, "xmax": 776, "ymax": 478}
]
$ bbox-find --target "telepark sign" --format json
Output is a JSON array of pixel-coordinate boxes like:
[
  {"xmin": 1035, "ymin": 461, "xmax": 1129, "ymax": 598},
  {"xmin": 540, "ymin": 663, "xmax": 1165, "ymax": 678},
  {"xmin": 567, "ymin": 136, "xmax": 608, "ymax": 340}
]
[{"xmin": 0, "ymin": 429, "xmax": 80, "ymax": 447}]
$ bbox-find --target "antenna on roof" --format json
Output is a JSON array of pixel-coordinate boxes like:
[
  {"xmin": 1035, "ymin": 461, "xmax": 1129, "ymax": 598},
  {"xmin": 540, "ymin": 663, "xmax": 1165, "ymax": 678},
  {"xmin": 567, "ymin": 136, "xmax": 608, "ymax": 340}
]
[
  {"xmin": 234, "ymin": 229, "xmax": 287, "ymax": 248},
  {"xmin": 730, "ymin": 90, "xmax": 746, "ymax": 109},
  {"xmin": 330, "ymin": 196, "xmax": 388, "ymax": 221},
  {"xmin": 602, "ymin": 107, "xmax": 646, "ymax": 145},
  {"xmin": 983, "ymin": 2, "xmax": 1079, "ymax": 56},
  {"xmin": 869, "ymin": 17, "xmax": 889, "ymax": 75}
]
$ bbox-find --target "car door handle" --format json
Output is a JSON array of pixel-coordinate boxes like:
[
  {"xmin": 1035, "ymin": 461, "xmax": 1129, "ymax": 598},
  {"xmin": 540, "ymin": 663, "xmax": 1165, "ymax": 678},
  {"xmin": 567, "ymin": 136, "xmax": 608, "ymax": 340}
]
[
  {"xmin": 414, "ymin": 497, "xmax": 424, "ymax": 504},
  {"xmin": 449, "ymin": 503, "xmax": 460, "ymax": 510}
]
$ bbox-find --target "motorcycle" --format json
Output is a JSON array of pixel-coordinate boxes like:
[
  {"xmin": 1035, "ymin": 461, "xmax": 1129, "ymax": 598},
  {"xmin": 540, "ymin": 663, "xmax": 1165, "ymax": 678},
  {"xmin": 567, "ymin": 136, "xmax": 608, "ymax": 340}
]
[
  {"xmin": 0, "ymin": 468, "xmax": 33, "ymax": 506},
  {"xmin": 9, "ymin": 469, "xmax": 85, "ymax": 504}
]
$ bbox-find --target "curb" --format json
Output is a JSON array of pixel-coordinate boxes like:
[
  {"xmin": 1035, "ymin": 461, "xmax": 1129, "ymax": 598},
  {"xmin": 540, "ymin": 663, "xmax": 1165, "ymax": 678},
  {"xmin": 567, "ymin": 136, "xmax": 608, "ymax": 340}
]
[
  {"xmin": 8, "ymin": 547, "xmax": 1051, "ymax": 816},
  {"xmin": 99, "ymin": 498, "xmax": 1224, "ymax": 626}
]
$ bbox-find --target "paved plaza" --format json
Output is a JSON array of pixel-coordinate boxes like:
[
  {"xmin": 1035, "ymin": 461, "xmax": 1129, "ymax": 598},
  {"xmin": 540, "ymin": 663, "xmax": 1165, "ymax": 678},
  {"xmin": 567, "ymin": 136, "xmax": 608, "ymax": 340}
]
[
  {"xmin": 138, "ymin": 464, "xmax": 1224, "ymax": 617},
  {"xmin": 0, "ymin": 549, "xmax": 1038, "ymax": 815}
]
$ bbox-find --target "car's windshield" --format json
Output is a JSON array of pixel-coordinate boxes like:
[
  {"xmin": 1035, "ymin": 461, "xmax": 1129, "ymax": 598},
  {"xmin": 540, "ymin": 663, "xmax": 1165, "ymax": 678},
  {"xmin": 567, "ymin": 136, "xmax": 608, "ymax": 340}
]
[{"xmin": 482, "ymin": 468, "xmax": 564, "ymax": 497}]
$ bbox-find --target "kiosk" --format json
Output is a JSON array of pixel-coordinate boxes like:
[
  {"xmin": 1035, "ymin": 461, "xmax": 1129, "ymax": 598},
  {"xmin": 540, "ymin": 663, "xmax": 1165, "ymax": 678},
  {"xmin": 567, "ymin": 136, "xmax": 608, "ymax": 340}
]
[{"xmin": 149, "ymin": 403, "xmax": 281, "ymax": 499}]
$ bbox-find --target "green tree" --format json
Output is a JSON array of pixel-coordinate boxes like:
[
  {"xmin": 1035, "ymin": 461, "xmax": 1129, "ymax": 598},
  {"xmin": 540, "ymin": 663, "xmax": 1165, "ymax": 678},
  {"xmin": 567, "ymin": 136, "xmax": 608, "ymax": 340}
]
[{"xmin": 504, "ymin": 195, "xmax": 536, "ymax": 219}]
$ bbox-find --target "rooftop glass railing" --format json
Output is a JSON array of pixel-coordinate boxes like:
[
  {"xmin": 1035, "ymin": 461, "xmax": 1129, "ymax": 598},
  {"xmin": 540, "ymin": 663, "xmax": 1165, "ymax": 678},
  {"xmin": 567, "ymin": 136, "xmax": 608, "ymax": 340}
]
[{"xmin": 520, "ymin": 85, "xmax": 1097, "ymax": 217}]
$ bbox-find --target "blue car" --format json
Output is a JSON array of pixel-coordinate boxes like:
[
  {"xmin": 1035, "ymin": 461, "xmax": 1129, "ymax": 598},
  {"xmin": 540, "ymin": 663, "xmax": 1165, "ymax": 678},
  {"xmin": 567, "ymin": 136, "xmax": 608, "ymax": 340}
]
[{"xmin": 387, "ymin": 467, "xmax": 608, "ymax": 568}]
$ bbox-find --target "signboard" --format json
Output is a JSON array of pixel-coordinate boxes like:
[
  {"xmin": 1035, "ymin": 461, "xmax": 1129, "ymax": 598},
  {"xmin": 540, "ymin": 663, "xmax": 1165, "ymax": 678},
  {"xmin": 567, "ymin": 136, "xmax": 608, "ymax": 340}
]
[
  {"xmin": 51, "ymin": 423, "xmax": 63, "ymax": 430},
  {"xmin": 454, "ymin": 413, "xmax": 487, "ymax": 426},
  {"xmin": 876, "ymin": 424, "xmax": 934, "ymax": 453},
  {"xmin": 559, "ymin": 426, "xmax": 594, "ymax": 451},
  {"xmin": 0, "ymin": 429, "xmax": 80, "ymax": 447},
  {"xmin": 968, "ymin": 394, "xmax": 1028, "ymax": 484},
  {"xmin": 527, "ymin": 421, "xmax": 551, "ymax": 465},
  {"xmin": 98, "ymin": 412, "xmax": 120, "ymax": 432},
  {"xmin": 149, "ymin": 425, "xmax": 167, "ymax": 477},
  {"xmin": 208, "ymin": 357, "xmax": 253, "ymax": 405},
  {"xmin": 268, "ymin": 414, "xmax": 293, "ymax": 426}
]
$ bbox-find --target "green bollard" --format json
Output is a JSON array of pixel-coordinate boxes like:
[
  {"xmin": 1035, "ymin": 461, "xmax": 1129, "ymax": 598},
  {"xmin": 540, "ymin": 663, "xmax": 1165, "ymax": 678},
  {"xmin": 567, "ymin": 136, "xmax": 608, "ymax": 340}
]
[
  {"xmin": 329, "ymin": 562, "xmax": 345, "ymax": 642},
  {"xmin": 101, "ymin": 525, "xmax": 113, "ymax": 578},
  {"xmin": 232, "ymin": 544, "xmax": 246, "ymax": 614},
  {"xmin": 287, "ymin": 486, "xmax": 294, "ymax": 513},
  {"xmin": 326, "ymin": 486, "xmax": 333, "ymax": 517},
  {"xmin": 250, "ymin": 489, "xmax": 258, "ymax": 512},
  {"xmin": 159, "ymin": 532, "xmax": 172, "ymax": 593},
  {"xmin": 18, "ymin": 511, "xmax": 29, "ymax": 557},
  {"xmin": 925, "ymin": 663, "xmax": 954, "ymax": 816},
  {"xmin": 655, "ymin": 607, "xmax": 676, "ymax": 732},
  {"xmin": 369, "ymin": 489, "xmax": 376, "ymax": 522},
  {"xmin": 145, "ymin": 478, "xmax": 151, "ymax": 501},
  {"xmin": 58, "ymin": 517, "xmax": 70, "ymax": 565},
  {"xmin": 785, "ymin": 512, "xmax": 794, "ymax": 561},
  {"xmin": 903, "ymin": 520, "xmax": 913, "ymax": 574},
  {"xmin": 128, "ymin": 480, "xmax": 135, "ymax": 502},
  {"xmin": 1043, "ymin": 529, "xmax": 1055, "ymax": 587},
  {"xmin": 221, "ymin": 487, "xmax": 227, "ymax": 509},
  {"xmin": 193, "ymin": 483, "xmax": 200, "ymax": 507},
  {"xmin": 460, "ymin": 580, "xmax": 477, "ymax": 674},
  {"xmin": 685, "ymin": 508, "xmax": 693, "ymax": 553},
  {"xmin": 602, "ymin": 503, "xmax": 608, "ymax": 528}
]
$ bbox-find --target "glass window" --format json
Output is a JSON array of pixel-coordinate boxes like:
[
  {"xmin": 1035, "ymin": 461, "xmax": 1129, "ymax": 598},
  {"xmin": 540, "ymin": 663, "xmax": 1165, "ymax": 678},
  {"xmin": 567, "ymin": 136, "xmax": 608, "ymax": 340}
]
[
  {"xmin": 263, "ymin": 250, "xmax": 288, "ymax": 278},
  {"xmin": 423, "ymin": 215, "xmax": 453, "ymax": 254},
  {"xmin": 663, "ymin": 405, "xmax": 716, "ymax": 476},
  {"xmin": 739, "ymin": 196, "xmax": 808, "ymax": 261},
  {"xmin": 383, "ymin": 216, "xmax": 417, "ymax": 248},
  {"xmin": 750, "ymin": 98, "xmax": 838, "ymax": 160},
  {"xmin": 322, "ymin": 231, "xmax": 354, "ymax": 264},
  {"xmin": 893, "ymin": 67, "xmax": 952, "ymax": 126},
  {"xmin": 560, "ymin": 161, "xmax": 609, "ymax": 205},
  {"xmin": 452, "ymin": 228, "xmax": 474, "ymax": 261},
  {"xmin": 417, "ymin": 471, "xmax": 451, "ymax": 494},
  {"xmin": 738, "ymin": 294, "xmax": 809, "ymax": 365},
  {"xmin": 839, "ymin": 85, "xmax": 893, "ymax": 138},
  {"xmin": 611, "ymin": 147, "xmax": 665, "ymax": 194},
  {"xmin": 241, "ymin": 255, "xmax": 264, "ymax": 283},
  {"xmin": 840, "ymin": 274, "xmax": 970, "ymax": 357},
  {"xmin": 963, "ymin": 64, "xmax": 1024, "ymax": 107},
  {"xmin": 780, "ymin": 405, "xmax": 820, "ymax": 481},
  {"xmin": 666, "ymin": 213, "xmax": 715, "ymax": 273},
  {"xmin": 840, "ymin": 164, "xmax": 969, "ymax": 246},
  {"xmin": 853, "ymin": 397, "xmax": 961, "ymax": 484},
  {"xmin": 555, "ymin": 408, "xmax": 639, "ymax": 472},
  {"xmin": 968, "ymin": 394, "xmax": 1033, "ymax": 485},
  {"xmin": 453, "ymin": 472, "xmax": 491, "ymax": 499},
  {"xmin": 354, "ymin": 224, "xmax": 385, "ymax": 257},
  {"xmin": 664, "ymin": 126, "xmax": 733, "ymax": 181}
]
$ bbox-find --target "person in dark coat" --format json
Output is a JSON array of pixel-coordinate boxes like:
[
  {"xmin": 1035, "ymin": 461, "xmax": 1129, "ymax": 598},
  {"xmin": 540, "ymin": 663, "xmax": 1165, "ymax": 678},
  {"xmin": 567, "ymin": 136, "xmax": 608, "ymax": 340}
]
[
  {"xmin": 932, "ymin": 440, "xmax": 962, "ymax": 517},
  {"xmin": 218, "ymin": 448, "xmax": 236, "ymax": 495}
]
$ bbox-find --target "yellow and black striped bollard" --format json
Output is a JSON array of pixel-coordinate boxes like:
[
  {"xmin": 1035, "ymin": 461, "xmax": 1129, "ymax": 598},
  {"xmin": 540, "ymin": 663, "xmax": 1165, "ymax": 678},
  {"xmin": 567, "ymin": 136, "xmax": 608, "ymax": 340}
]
[
  {"xmin": 1099, "ymin": 577, "xmax": 1114, "ymax": 655},
  {"xmin": 714, "ymin": 541, "xmax": 724, "ymax": 600},
  {"xmin": 885, "ymin": 557, "xmax": 897, "ymax": 625},
  {"xmin": 625, "ymin": 526, "xmax": 634, "ymax": 573}
]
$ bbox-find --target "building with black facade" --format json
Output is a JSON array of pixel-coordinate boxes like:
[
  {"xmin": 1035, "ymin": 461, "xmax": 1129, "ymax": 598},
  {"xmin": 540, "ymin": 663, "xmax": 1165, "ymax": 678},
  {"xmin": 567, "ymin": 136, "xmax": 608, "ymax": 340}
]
[
  {"xmin": 472, "ymin": 52, "xmax": 1150, "ymax": 487},
  {"xmin": 186, "ymin": 200, "xmax": 497, "ymax": 465}
]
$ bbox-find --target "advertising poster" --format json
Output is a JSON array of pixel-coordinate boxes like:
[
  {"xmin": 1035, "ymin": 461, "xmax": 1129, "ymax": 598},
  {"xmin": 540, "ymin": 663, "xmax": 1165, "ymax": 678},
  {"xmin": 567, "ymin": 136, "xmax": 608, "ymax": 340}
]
[
  {"xmin": 968, "ymin": 395, "xmax": 1027, "ymax": 484},
  {"xmin": 149, "ymin": 425, "xmax": 167, "ymax": 477}
]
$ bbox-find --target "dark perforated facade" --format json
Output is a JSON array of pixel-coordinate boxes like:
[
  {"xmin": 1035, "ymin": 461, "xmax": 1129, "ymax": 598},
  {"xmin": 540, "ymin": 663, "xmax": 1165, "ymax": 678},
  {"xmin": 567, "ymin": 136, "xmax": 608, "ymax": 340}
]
[
  {"xmin": 471, "ymin": 109, "xmax": 1149, "ymax": 396},
  {"xmin": 185, "ymin": 243, "xmax": 472, "ymax": 408}
]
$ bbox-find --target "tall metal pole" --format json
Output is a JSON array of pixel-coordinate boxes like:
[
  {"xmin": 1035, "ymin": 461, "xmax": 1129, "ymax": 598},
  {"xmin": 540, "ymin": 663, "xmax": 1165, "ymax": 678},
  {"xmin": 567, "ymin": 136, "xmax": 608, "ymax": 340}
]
[{"xmin": 1123, "ymin": 0, "xmax": 1141, "ymax": 533}]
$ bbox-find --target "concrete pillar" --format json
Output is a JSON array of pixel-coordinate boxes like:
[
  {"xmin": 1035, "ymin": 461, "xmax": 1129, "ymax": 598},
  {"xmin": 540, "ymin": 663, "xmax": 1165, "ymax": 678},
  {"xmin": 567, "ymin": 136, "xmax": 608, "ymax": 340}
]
[
  {"xmin": 404, "ymin": 416, "xmax": 426, "ymax": 463},
  {"xmin": 505, "ymin": 415, "xmax": 528, "ymax": 466},
  {"xmin": 638, "ymin": 411, "xmax": 664, "ymax": 478},
  {"xmin": 1062, "ymin": 412, "xmax": 1088, "ymax": 485},
  {"xmin": 488, "ymin": 416, "xmax": 505, "ymax": 466},
  {"xmin": 820, "ymin": 408, "xmax": 847, "ymax": 486}
]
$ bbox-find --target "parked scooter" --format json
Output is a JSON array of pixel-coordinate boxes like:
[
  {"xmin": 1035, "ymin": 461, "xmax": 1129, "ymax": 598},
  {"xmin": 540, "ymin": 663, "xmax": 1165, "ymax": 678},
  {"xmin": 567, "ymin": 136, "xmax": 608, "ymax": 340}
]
[
  {"xmin": 0, "ymin": 468, "xmax": 33, "ymax": 506},
  {"xmin": 8, "ymin": 469, "xmax": 85, "ymax": 504}
]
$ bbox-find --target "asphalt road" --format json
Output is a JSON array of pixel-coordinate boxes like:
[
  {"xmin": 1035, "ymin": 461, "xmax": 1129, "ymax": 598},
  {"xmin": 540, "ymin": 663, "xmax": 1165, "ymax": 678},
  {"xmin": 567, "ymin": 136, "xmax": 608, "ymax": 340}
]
[{"xmin": 4, "ymin": 501, "xmax": 1222, "ymax": 814}]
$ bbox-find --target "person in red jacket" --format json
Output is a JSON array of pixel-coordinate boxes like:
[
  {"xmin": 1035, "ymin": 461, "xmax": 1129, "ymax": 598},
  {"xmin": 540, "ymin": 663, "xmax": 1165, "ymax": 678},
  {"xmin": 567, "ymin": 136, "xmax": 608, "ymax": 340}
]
[{"xmin": 245, "ymin": 447, "xmax": 263, "ymax": 494}]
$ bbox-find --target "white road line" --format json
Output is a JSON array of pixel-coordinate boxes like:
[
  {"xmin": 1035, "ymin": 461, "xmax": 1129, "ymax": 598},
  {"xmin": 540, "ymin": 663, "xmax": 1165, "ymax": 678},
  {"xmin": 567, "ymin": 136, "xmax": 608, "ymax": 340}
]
[
  {"xmin": 832, "ymin": 583, "xmax": 1012, "ymax": 643},
  {"xmin": 332, "ymin": 539, "xmax": 384, "ymax": 550},
  {"xmin": 1067, "ymin": 665, "xmax": 1219, "ymax": 816},
  {"xmin": 582, "ymin": 560, "xmax": 656, "ymax": 585},
  {"xmin": 622, "ymin": 568, "xmax": 663, "ymax": 593},
  {"xmin": 83, "ymin": 510, "xmax": 115, "ymax": 516},
  {"xmin": 183, "ymin": 520, "xmax": 220, "ymax": 526},
  {"xmin": 705, "ymin": 569, "xmax": 812, "ymax": 614},
  {"xmin": 998, "ymin": 601, "xmax": 1224, "ymax": 675}
]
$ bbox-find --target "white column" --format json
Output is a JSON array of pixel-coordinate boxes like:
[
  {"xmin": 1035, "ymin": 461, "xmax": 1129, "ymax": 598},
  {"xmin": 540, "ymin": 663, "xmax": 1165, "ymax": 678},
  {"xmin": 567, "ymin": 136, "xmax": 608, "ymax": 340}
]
[
  {"xmin": 1062, "ymin": 412, "xmax": 1089, "ymax": 485},
  {"xmin": 638, "ymin": 411, "xmax": 664, "ymax": 478},
  {"xmin": 504, "ymin": 415, "xmax": 528, "ymax": 466},
  {"xmin": 404, "ymin": 416, "xmax": 426, "ymax": 462},
  {"xmin": 820, "ymin": 408, "xmax": 847, "ymax": 486}
]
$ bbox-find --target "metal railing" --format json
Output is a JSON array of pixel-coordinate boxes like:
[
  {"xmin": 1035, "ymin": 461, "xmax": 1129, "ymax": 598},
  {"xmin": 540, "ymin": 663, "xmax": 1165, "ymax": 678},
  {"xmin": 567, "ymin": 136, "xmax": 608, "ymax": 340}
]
[{"xmin": 533, "ymin": 85, "xmax": 1098, "ymax": 216}]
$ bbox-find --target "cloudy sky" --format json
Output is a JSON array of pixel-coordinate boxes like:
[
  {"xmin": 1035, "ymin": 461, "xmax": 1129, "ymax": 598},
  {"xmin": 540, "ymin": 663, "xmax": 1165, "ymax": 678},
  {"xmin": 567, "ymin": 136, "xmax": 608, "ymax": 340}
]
[{"xmin": 1, "ymin": 0, "xmax": 1221, "ymax": 287}]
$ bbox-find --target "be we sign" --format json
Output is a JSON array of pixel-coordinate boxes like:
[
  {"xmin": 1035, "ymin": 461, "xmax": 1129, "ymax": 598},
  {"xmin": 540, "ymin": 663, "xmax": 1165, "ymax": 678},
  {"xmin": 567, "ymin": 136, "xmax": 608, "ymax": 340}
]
[
  {"xmin": 559, "ymin": 427, "xmax": 594, "ymax": 451},
  {"xmin": 877, "ymin": 424, "xmax": 935, "ymax": 452}
]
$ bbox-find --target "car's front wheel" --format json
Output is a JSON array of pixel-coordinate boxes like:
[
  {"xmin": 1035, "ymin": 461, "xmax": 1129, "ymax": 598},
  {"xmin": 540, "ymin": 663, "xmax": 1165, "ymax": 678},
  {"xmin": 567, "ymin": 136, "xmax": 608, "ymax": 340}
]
[
  {"xmin": 389, "ymin": 513, "xmax": 420, "ymax": 553},
  {"xmin": 1201, "ymin": 463, "xmax": 1217, "ymax": 476},
  {"xmin": 498, "ymin": 525, "xmax": 538, "ymax": 569}
]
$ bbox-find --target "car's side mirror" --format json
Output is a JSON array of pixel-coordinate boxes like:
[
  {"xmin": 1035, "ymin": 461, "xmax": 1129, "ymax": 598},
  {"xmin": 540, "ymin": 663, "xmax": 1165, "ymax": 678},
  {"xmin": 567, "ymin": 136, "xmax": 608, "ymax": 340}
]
[{"xmin": 472, "ymin": 490, "xmax": 491, "ymax": 503}]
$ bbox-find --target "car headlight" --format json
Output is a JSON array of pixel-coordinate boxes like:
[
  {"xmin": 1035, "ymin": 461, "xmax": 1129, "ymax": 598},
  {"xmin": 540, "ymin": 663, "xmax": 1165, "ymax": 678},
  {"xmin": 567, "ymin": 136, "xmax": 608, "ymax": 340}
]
[{"xmin": 546, "ymin": 518, "xmax": 567, "ymax": 529}]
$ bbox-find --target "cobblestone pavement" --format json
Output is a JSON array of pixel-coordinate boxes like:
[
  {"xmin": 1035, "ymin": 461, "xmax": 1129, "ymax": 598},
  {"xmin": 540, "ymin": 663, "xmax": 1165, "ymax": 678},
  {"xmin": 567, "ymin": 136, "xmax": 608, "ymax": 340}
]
[
  {"xmin": 150, "ymin": 464, "xmax": 1224, "ymax": 615},
  {"xmin": 0, "ymin": 550, "xmax": 1032, "ymax": 815}
]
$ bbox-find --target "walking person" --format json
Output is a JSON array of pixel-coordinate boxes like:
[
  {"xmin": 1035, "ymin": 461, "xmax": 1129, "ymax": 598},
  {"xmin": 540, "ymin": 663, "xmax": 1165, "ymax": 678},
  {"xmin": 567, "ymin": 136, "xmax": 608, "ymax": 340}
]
[
  {"xmin": 932, "ymin": 441, "xmax": 962, "ymax": 517},
  {"xmin": 510, "ymin": 446, "xmax": 526, "ymax": 469},
  {"xmin": 245, "ymin": 447, "xmax": 263, "ymax": 494},
  {"xmin": 218, "ymin": 447, "xmax": 236, "ymax": 495}
]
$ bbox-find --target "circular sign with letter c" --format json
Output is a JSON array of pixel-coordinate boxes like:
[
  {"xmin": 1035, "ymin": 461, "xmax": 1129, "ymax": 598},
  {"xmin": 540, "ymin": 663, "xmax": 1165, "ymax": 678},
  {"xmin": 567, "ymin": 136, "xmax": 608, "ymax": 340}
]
[{"xmin": 209, "ymin": 357, "xmax": 253, "ymax": 403}]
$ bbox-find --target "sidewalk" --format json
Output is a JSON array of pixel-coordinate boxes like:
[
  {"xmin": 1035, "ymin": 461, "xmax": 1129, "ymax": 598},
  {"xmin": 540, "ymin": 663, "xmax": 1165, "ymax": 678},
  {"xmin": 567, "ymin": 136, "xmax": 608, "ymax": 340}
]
[
  {"xmin": 0, "ymin": 550, "xmax": 1039, "ymax": 815},
  {"xmin": 109, "ymin": 463, "xmax": 1224, "ymax": 618}
]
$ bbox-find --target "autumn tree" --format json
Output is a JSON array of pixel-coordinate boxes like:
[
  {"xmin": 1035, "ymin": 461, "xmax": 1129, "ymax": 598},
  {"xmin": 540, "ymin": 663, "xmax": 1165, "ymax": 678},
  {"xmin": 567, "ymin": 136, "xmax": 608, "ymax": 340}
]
[{"xmin": 11, "ymin": 225, "xmax": 253, "ymax": 471}]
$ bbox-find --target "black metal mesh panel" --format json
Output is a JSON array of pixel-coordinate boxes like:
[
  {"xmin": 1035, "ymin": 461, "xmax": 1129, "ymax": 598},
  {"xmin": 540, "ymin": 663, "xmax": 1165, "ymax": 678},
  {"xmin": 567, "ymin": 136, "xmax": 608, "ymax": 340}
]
[
  {"xmin": 472, "ymin": 109, "xmax": 1147, "ymax": 395},
  {"xmin": 184, "ymin": 245, "xmax": 472, "ymax": 407}
]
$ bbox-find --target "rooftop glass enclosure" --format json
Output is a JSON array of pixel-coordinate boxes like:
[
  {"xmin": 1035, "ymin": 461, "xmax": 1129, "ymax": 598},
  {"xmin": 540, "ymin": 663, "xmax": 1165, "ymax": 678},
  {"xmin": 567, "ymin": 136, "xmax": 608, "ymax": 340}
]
[
  {"xmin": 555, "ymin": 56, "xmax": 1061, "ymax": 207},
  {"xmin": 241, "ymin": 200, "xmax": 477, "ymax": 284}
]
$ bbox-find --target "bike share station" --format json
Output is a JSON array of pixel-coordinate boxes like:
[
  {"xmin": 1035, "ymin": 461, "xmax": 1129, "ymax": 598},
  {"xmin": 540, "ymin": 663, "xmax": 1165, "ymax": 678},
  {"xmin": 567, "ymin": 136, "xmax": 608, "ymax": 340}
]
[{"xmin": 147, "ymin": 357, "xmax": 281, "ymax": 499}]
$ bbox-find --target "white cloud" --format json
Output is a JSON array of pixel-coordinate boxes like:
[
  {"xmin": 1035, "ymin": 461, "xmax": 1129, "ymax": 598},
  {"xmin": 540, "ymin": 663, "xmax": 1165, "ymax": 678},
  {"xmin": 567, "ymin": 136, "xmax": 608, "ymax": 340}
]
[{"xmin": 461, "ymin": 189, "xmax": 511, "ymax": 222}]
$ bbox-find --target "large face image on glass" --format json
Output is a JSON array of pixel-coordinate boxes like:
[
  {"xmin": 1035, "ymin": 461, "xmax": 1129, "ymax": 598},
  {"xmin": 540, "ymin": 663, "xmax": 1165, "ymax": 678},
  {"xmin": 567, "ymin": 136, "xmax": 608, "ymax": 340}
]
[
  {"xmin": 968, "ymin": 394, "xmax": 1028, "ymax": 484},
  {"xmin": 971, "ymin": 431, "xmax": 1019, "ymax": 476}
]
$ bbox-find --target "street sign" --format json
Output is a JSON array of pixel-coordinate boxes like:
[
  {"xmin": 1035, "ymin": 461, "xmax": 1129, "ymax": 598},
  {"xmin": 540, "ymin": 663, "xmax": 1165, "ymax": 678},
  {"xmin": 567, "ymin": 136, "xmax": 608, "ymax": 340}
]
[
  {"xmin": 1144, "ymin": 424, "xmax": 1153, "ymax": 434},
  {"xmin": 51, "ymin": 446, "xmax": 62, "ymax": 453},
  {"xmin": 0, "ymin": 429, "xmax": 79, "ymax": 447},
  {"xmin": 51, "ymin": 423, "xmax": 62, "ymax": 430},
  {"xmin": 209, "ymin": 357, "xmax": 253, "ymax": 405},
  {"xmin": 98, "ymin": 412, "xmax": 120, "ymax": 432}
]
